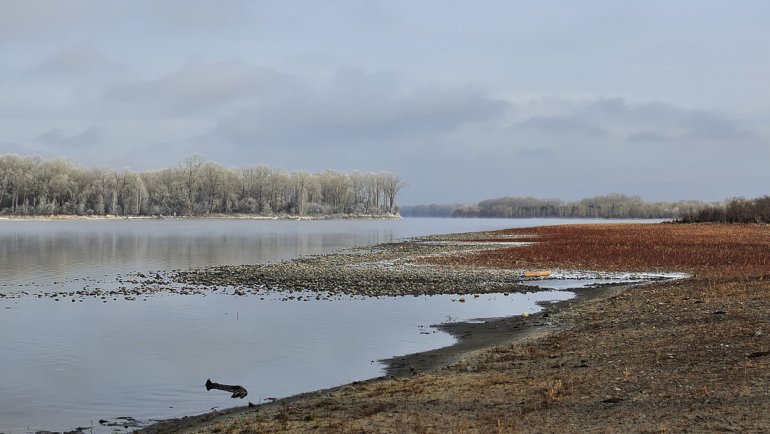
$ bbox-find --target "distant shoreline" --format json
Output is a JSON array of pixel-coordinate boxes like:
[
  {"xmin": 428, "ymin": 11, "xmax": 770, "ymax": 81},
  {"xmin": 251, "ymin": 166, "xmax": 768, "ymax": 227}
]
[{"xmin": 0, "ymin": 213, "xmax": 401, "ymax": 222}]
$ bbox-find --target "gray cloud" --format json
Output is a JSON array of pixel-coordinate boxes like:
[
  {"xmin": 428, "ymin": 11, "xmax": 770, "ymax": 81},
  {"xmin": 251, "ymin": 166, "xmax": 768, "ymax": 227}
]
[
  {"xmin": 515, "ymin": 115, "xmax": 607, "ymax": 138},
  {"xmin": 579, "ymin": 98, "xmax": 755, "ymax": 143},
  {"xmin": 62, "ymin": 127, "xmax": 104, "ymax": 148},
  {"xmin": 626, "ymin": 131, "xmax": 670, "ymax": 143},
  {"xmin": 516, "ymin": 147, "xmax": 555, "ymax": 160},
  {"xmin": 0, "ymin": 0, "xmax": 248, "ymax": 44},
  {"xmin": 29, "ymin": 45, "xmax": 123, "ymax": 76},
  {"xmin": 138, "ymin": 0, "xmax": 254, "ymax": 30},
  {"xmin": 0, "ymin": 0, "xmax": 106, "ymax": 44},
  {"xmin": 203, "ymin": 68, "xmax": 508, "ymax": 147},
  {"xmin": 103, "ymin": 61, "xmax": 299, "ymax": 116},
  {"xmin": 506, "ymin": 98, "xmax": 756, "ymax": 147},
  {"xmin": 678, "ymin": 110, "xmax": 754, "ymax": 141},
  {"xmin": 31, "ymin": 127, "xmax": 104, "ymax": 149}
]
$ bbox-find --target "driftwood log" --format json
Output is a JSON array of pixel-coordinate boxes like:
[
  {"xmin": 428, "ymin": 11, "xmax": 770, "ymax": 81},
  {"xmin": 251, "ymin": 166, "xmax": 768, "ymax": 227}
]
[{"xmin": 205, "ymin": 378, "xmax": 248, "ymax": 399}]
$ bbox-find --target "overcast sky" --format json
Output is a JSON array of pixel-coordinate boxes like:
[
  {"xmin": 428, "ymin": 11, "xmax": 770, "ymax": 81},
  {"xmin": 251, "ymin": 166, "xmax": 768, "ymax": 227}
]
[{"xmin": 2, "ymin": 1, "xmax": 769, "ymax": 204}]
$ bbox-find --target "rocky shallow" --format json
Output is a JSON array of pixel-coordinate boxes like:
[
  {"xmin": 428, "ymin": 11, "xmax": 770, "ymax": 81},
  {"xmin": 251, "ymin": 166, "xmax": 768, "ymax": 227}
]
[{"xmin": 168, "ymin": 239, "xmax": 536, "ymax": 298}]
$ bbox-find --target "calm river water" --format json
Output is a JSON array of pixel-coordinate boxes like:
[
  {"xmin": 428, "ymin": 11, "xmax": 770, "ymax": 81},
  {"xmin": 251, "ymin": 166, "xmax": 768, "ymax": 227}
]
[{"xmin": 0, "ymin": 218, "xmax": 640, "ymax": 432}]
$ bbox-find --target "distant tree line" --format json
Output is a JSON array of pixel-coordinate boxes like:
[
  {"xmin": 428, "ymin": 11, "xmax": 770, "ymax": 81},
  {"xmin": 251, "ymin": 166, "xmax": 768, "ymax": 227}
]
[
  {"xmin": 0, "ymin": 154, "xmax": 406, "ymax": 217},
  {"xmin": 399, "ymin": 203, "xmax": 465, "ymax": 218},
  {"xmin": 401, "ymin": 194, "xmax": 711, "ymax": 219},
  {"xmin": 678, "ymin": 196, "xmax": 770, "ymax": 223}
]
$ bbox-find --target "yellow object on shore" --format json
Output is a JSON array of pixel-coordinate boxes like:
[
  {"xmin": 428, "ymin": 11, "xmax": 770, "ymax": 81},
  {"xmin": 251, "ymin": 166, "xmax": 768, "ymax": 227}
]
[{"xmin": 523, "ymin": 271, "xmax": 551, "ymax": 278}]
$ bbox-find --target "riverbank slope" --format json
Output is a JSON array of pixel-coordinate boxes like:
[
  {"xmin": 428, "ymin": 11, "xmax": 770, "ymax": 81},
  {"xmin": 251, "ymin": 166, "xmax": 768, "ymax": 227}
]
[{"xmin": 143, "ymin": 223, "xmax": 770, "ymax": 433}]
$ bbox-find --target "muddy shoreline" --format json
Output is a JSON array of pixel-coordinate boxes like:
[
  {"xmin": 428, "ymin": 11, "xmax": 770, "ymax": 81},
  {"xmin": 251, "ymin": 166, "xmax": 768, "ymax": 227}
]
[
  {"xmin": 138, "ymin": 279, "xmax": 634, "ymax": 434},
  {"xmin": 78, "ymin": 223, "xmax": 770, "ymax": 433},
  {"xmin": 133, "ymin": 223, "xmax": 770, "ymax": 433},
  {"xmin": 382, "ymin": 283, "xmax": 629, "ymax": 377}
]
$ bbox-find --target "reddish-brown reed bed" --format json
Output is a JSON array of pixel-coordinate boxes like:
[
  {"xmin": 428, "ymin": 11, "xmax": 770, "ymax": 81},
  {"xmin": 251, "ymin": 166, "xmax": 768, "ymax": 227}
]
[{"xmin": 429, "ymin": 223, "xmax": 770, "ymax": 277}]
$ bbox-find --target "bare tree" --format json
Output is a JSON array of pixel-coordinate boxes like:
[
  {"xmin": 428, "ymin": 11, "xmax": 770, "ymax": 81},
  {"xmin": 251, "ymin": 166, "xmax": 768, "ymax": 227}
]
[
  {"xmin": 181, "ymin": 154, "xmax": 204, "ymax": 215},
  {"xmin": 381, "ymin": 173, "xmax": 407, "ymax": 214},
  {"xmin": 200, "ymin": 162, "xmax": 222, "ymax": 213},
  {"xmin": 291, "ymin": 171, "xmax": 311, "ymax": 216}
]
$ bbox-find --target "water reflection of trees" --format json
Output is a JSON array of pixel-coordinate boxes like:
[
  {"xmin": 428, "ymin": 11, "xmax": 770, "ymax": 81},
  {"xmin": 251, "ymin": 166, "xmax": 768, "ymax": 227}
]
[{"xmin": 0, "ymin": 222, "xmax": 389, "ymax": 285}]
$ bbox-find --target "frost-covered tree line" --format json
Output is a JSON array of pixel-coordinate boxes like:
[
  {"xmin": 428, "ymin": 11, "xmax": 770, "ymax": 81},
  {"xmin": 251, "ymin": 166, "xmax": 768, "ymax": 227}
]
[{"xmin": 0, "ymin": 155, "xmax": 406, "ymax": 217}]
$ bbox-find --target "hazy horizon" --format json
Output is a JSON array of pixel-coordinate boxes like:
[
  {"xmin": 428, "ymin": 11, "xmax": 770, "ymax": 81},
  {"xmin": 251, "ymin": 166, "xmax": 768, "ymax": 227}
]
[{"xmin": 3, "ymin": 1, "xmax": 769, "ymax": 204}]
